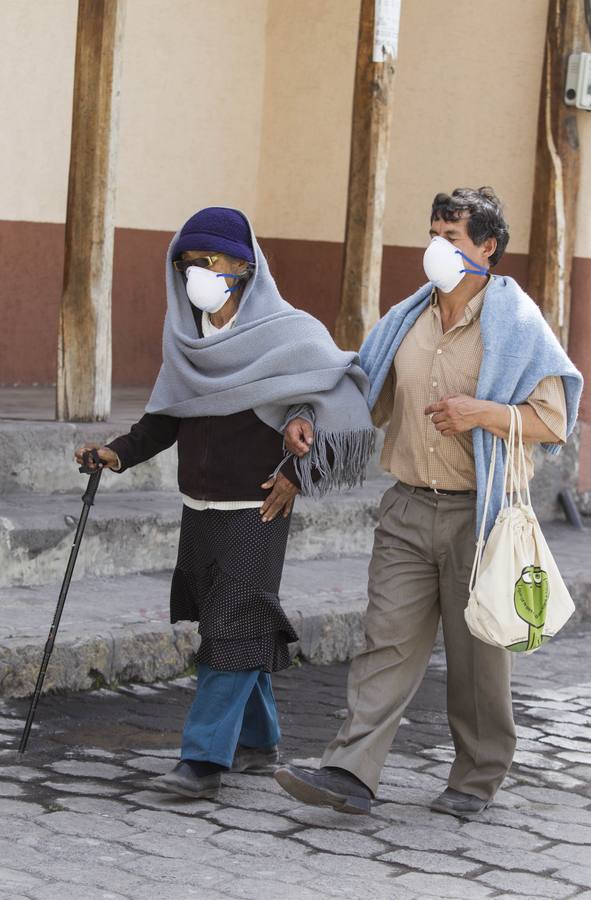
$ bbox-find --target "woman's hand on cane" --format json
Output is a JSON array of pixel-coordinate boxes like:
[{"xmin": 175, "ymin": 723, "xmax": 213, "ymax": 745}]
[
  {"xmin": 260, "ymin": 472, "xmax": 299, "ymax": 522},
  {"xmin": 74, "ymin": 445, "xmax": 120, "ymax": 471}
]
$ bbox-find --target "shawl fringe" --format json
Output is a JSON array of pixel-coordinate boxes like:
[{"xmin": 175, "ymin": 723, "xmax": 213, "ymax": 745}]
[{"xmin": 288, "ymin": 426, "xmax": 376, "ymax": 498}]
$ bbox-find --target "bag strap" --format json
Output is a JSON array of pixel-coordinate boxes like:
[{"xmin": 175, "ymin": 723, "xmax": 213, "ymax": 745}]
[
  {"xmin": 469, "ymin": 429, "xmax": 498, "ymax": 592},
  {"xmin": 470, "ymin": 404, "xmax": 524, "ymax": 593},
  {"xmin": 502, "ymin": 404, "xmax": 517, "ymax": 502},
  {"xmin": 513, "ymin": 404, "xmax": 532, "ymax": 508},
  {"xmin": 469, "ymin": 404, "xmax": 536, "ymax": 593}
]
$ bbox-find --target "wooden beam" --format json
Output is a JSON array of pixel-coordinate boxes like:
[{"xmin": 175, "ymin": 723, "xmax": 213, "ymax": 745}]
[
  {"xmin": 334, "ymin": 0, "xmax": 399, "ymax": 351},
  {"xmin": 527, "ymin": 0, "xmax": 588, "ymax": 348},
  {"xmin": 56, "ymin": 0, "xmax": 125, "ymax": 422}
]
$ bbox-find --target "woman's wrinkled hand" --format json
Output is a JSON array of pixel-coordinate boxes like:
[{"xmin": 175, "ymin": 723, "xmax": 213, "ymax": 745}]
[
  {"xmin": 259, "ymin": 472, "xmax": 299, "ymax": 522},
  {"xmin": 284, "ymin": 417, "xmax": 314, "ymax": 458},
  {"xmin": 74, "ymin": 445, "xmax": 120, "ymax": 471}
]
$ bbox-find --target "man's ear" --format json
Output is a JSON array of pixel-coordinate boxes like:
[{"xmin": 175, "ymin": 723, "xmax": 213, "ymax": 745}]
[{"xmin": 484, "ymin": 237, "xmax": 497, "ymax": 262}]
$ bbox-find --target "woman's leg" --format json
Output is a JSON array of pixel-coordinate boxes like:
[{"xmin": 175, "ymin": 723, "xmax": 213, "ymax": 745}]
[
  {"xmin": 238, "ymin": 671, "xmax": 281, "ymax": 750},
  {"xmin": 181, "ymin": 664, "xmax": 261, "ymax": 768}
]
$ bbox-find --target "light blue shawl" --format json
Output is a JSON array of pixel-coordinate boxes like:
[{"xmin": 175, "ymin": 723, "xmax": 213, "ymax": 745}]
[{"xmin": 360, "ymin": 275, "xmax": 584, "ymax": 538}]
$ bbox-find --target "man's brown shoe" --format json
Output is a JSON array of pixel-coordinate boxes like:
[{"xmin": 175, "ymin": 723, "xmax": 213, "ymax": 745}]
[
  {"xmin": 430, "ymin": 787, "xmax": 490, "ymax": 818},
  {"xmin": 274, "ymin": 765, "xmax": 371, "ymax": 815}
]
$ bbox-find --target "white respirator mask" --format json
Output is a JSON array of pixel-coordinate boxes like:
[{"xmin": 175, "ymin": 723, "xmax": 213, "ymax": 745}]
[
  {"xmin": 185, "ymin": 266, "xmax": 240, "ymax": 314},
  {"xmin": 423, "ymin": 235, "xmax": 489, "ymax": 294}
]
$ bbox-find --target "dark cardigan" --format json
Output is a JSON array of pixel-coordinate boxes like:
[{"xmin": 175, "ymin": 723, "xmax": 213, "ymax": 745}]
[{"xmin": 106, "ymin": 409, "xmax": 299, "ymax": 501}]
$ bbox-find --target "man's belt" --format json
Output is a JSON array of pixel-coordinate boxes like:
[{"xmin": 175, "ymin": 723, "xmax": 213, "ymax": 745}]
[{"xmin": 401, "ymin": 483, "xmax": 475, "ymax": 496}]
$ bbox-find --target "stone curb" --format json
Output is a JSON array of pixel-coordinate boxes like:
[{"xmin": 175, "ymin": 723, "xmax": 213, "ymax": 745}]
[{"xmin": 1, "ymin": 564, "xmax": 589, "ymax": 699}]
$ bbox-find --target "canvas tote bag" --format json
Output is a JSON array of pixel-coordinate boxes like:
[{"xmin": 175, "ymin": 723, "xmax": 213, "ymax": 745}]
[{"xmin": 465, "ymin": 405, "xmax": 575, "ymax": 653}]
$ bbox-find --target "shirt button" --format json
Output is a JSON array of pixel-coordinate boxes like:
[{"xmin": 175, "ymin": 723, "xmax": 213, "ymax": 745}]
[
  {"xmin": 436, "ymin": 349, "xmax": 443, "ymax": 355},
  {"xmin": 432, "ymin": 381, "xmax": 438, "ymax": 387},
  {"xmin": 429, "ymin": 447, "xmax": 434, "ymax": 453},
  {"xmin": 431, "ymin": 479, "xmax": 437, "ymax": 484}
]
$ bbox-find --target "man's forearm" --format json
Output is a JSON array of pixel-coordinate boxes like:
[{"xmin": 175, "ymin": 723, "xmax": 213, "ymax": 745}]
[{"xmin": 478, "ymin": 400, "xmax": 559, "ymax": 443}]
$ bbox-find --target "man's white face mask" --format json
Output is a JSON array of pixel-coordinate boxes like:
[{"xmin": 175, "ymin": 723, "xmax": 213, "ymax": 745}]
[
  {"xmin": 423, "ymin": 235, "xmax": 490, "ymax": 294},
  {"xmin": 185, "ymin": 266, "xmax": 240, "ymax": 314}
]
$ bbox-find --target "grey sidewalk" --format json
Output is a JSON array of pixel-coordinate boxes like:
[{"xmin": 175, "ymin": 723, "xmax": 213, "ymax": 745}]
[{"xmin": 0, "ymin": 629, "xmax": 590, "ymax": 899}]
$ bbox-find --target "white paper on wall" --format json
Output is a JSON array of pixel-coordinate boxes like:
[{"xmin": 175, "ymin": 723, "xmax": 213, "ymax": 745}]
[{"xmin": 373, "ymin": 0, "xmax": 401, "ymax": 62}]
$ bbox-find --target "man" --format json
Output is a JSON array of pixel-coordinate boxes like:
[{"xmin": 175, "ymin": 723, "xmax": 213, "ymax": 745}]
[
  {"xmin": 75, "ymin": 206, "xmax": 374, "ymax": 802},
  {"xmin": 275, "ymin": 187, "xmax": 583, "ymax": 818}
]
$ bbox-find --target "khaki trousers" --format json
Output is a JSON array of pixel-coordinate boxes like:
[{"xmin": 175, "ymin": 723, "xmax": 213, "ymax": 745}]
[{"xmin": 321, "ymin": 481, "xmax": 516, "ymax": 800}]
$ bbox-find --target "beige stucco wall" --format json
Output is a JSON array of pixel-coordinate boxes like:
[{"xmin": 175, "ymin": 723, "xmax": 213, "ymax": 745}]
[
  {"xmin": 384, "ymin": 0, "xmax": 549, "ymax": 254},
  {"xmin": 116, "ymin": 0, "xmax": 268, "ymax": 230},
  {"xmin": 0, "ymin": 0, "xmax": 268, "ymax": 230},
  {"xmin": 1, "ymin": 0, "xmax": 589, "ymax": 257},
  {"xmin": 257, "ymin": 0, "xmax": 562, "ymax": 256},
  {"xmin": 254, "ymin": 0, "xmax": 359, "ymax": 242},
  {"xmin": 0, "ymin": 0, "xmax": 77, "ymax": 222}
]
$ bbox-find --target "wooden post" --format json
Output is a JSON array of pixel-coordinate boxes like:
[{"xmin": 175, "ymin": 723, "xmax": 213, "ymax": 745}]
[
  {"xmin": 56, "ymin": 0, "xmax": 125, "ymax": 422},
  {"xmin": 334, "ymin": 0, "xmax": 399, "ymax": 351},
  {"xmin": 527, "ymin": 0, "xmax": 588, "ymax": 348}
]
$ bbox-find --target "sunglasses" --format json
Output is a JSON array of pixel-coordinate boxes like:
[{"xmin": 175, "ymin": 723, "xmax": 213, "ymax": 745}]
[{"xmin": 173, "ymin": 255, "xmax": 219, "ymax": 275}]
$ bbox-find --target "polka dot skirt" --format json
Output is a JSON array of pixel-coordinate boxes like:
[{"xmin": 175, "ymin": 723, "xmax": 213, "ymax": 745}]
[{"xmin": 170, "ymin": 506, "xmax": 299, "ymax": 672}]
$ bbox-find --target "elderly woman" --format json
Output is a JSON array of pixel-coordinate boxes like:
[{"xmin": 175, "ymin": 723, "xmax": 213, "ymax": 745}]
[{"xmin": 75, "ymin": 206, "xmax": 373, "ymax": 801}]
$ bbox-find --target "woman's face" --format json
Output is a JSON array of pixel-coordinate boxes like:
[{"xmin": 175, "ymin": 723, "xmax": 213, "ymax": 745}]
[{"xmin": 180, "ymin": 250, "xmax": 248, "ymax": 290}]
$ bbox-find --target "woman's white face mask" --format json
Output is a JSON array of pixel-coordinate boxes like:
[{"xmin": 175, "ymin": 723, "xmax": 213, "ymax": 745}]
[
  {"xmin": 423, "ymin": 235, "xmax": 489, "ymax": 294},
  {"xmin": 184, "ymin": 266, "xmax": 237, "ymax": 314}
]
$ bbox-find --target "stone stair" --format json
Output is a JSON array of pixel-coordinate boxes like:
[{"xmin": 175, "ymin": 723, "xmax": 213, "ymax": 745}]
[
  {"xmin": 1, "ymin": 393, "xmax": 590, "ymax": 699},
  {"xmin": 0, "ymin": 403, "xmax": 392, "ymax": 696},
  {"xmin": 0, "ymin": 482, "xmax": 386, "ymax": 589}
]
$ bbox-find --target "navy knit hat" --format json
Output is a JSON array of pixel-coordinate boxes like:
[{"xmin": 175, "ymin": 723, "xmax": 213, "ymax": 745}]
[{"xmin": 173, "ymin": 207, "xmax": 255, "ymax": 263}]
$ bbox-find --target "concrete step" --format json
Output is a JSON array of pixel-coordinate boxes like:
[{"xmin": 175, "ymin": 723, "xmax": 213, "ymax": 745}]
[
  {"xmin": 0, "ymin": 420, "xmax": 178, "ymax": 495},
  {"xmin": 0, "ymin": 418, "xmax": 385, "ymax": 495},
  {"xmin": 0, "ymin": 557, "xmax": 372, "ymax": 697},
  {"xmin": 0, "ymin": 481, "xmax": 390, "ymax": 588},
  {"xmin": 0, "ymin": 413, "xmax": 585, "ymax": 522},
  {"xmin": 1, "ymin": 530, "xmax": 590, "ymax": 699}
]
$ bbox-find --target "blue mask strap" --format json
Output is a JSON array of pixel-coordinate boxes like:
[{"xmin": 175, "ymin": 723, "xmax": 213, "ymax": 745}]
[
  {"xmin": 216, "ymin": 272, "xmax": 243, "ymax": 294},
  {"xmin": 455, "ymin": 249, "xmax": 489, "ymax": 277}
]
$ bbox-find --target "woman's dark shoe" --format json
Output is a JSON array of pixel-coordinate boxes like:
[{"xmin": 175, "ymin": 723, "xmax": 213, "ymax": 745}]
[
  {"xmin": 231, "ymin": 744, "xmax": 279, "ymax": 774},
  {"xmin": 151, "ymin": 761, "xmax": 221, "ymax": 799},
  {"xmin": 430, "ymin": 787, "xmax": 490, "ymax": 818},
  {"xmin": 274, "ymin": 765, "xmax": 372, "ymax": 815}
]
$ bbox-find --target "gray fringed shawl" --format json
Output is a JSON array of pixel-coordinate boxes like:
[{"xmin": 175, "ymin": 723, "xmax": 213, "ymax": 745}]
[{"xmin": 146, "ymin": 212, "xmax": 375, "ymax": 496}]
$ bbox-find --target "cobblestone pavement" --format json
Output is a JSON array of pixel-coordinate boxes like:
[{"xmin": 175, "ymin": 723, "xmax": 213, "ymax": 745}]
[{"xmin": 0, "ymin": 629, "xmax": 590, "ymax": 900}]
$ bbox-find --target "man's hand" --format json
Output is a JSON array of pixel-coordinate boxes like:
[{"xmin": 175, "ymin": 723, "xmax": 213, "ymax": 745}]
[
  {"xmin": 284, "ymin": 417, "xmax": 314, "ymax": 458},
  {"xmin": 424, "ymin": 395, "xmax": 489, "ymax": 436},
  {"xmin": 74, "ymin": 445, "xmax": 120, "ymax": 470},
  {"xmin": 260, "ymin": 472, "xmax": 299, "ymax": 522}
]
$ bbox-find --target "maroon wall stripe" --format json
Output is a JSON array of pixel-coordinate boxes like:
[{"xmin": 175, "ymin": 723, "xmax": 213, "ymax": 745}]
[{"xmin": 0, "ymin": 221, "xmax": 588, "ymax": 427}]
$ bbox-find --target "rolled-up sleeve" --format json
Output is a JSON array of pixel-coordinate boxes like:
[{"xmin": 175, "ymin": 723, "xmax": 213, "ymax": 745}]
[{"xmin": 526, "ymin": 376, "xmax": 567, "ymax": 443}]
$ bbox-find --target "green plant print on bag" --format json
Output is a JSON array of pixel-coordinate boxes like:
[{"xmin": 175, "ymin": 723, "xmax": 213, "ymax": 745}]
[{"xmin": 506, "ymin": 565, "xmax": 550, "ymax": 652}]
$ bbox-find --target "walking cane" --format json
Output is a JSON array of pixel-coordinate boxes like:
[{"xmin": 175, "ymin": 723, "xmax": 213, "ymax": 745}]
[{"xmin": 17, "ymin": 449, "xmax": 104, "ymax": 755}]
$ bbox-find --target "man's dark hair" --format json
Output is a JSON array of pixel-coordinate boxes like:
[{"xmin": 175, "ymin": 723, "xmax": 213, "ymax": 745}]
[{"xmin": 430, "ymin": 187, "xmax": 509, "ymax": 267}]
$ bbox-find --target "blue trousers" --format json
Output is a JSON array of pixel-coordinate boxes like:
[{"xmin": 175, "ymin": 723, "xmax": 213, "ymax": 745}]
[{"xmin": 181, "ymin": 664, "xmax": 281, "ymax": 768}]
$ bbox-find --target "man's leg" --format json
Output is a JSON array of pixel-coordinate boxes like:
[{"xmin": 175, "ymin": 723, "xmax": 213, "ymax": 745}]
[
  {"xmin": 437, "ymin": 495, "xmax": 516, "ymax": 804},
  {"xmin": 276, "ymin": 485, "xmax": 441, "ymax": 810}
]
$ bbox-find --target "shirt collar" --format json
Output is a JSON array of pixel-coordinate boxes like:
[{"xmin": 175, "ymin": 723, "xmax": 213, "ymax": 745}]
[{"xmin": 430, "ymin": 277, "xmax": 490, "ymax": 325}]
